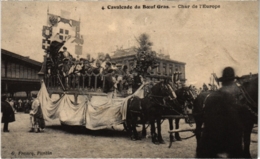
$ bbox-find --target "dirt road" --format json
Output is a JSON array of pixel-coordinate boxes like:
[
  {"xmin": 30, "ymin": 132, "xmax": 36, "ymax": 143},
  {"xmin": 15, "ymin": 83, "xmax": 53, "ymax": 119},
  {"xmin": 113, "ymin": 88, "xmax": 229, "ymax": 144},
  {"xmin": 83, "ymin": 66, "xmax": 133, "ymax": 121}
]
[{"xmin": 1, "ymin": 113, "xmax": 258, "ymax": 158}]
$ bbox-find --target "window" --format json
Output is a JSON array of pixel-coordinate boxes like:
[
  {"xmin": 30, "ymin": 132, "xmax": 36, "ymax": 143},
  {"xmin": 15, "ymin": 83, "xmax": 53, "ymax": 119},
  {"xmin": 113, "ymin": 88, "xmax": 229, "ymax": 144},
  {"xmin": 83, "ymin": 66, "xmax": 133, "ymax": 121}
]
[
  {"xmin": 1, "ymin": 60, "xmax": 5, "ymax": 77},
  {"xmin": 28, "ymin": 68, "xmax": 32, "ymax": 79},
  {"xmin": 23, "ymin": 67, "xmax": 28, "ymax": 78},
  {"xmin": 15, "ymin": 64, "xmax": 19, "ymax": 78},
  {"xmin": 175, "ymin": 65, "xmax": 179, "ymax": 72},
  {"xmin": 7, "ymin": 62, "xmax": 12, "ymax": 77},
  {"xmin": 11, "ymin": 63, "xmax": 16, "ymax": 78},
  {"xmin": 19, "ymin": 65, "xmax": 24, "ymax": 78},
  {"xmin": 157, "ymin": 63, "xmax": 160, "ymax": 74},
  {"xmin": 35, "ymin": 70, "xmax": 39, "ymax": 79},
  {"xmin": 152, "ymin": 68, "xmax": 156, "ymax": 74},
  {"xmin": 169, "ymin": 64, "xmax": 173, "ymax": 75},
  {"xmin": 163, "ymin": 63, "xmax": 166, "ymax": 75}
]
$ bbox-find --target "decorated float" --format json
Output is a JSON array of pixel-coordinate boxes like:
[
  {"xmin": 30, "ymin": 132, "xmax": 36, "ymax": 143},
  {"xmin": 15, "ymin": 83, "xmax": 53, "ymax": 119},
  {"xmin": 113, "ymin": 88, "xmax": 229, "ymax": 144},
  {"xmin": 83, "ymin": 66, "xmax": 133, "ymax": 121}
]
[{"xmin": 38, "ymin": 10, "xmax": 156, "ymax": 130}]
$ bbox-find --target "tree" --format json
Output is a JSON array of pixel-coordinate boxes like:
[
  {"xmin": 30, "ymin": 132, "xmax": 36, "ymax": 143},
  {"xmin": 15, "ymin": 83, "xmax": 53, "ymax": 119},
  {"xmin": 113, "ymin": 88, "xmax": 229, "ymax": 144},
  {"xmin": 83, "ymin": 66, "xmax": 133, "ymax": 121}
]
[{"xmin": 134, "ymin": 33, "xmax": 159, "ymax": 76}]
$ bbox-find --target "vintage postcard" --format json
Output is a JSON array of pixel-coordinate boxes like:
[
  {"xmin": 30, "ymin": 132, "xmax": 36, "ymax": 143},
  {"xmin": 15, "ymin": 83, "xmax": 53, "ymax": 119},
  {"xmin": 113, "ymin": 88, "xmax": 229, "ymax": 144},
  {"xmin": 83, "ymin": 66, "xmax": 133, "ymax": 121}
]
[{"xmin": 1, "ymin": 0, "xmax": 258, "ymax": 158}]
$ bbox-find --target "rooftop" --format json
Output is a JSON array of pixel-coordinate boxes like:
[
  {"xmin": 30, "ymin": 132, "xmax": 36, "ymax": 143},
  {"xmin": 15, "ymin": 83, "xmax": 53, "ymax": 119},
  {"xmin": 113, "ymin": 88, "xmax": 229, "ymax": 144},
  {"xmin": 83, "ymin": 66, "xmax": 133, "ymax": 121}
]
[
  {"xmin": 111, "ymin": 47, "xmax": 186, "ymax": 64},
  {"xmin": 1, "ymin": 49, "xmax": 42, "ymax": 67}
]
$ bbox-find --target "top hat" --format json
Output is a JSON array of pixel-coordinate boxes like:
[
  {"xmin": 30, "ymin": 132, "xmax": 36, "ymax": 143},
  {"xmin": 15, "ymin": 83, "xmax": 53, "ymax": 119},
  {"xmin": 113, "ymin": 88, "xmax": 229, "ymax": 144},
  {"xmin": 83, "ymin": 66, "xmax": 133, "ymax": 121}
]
[{"xmin": 218, "ymin": 67, "xmax": 236, "ymax": 82}]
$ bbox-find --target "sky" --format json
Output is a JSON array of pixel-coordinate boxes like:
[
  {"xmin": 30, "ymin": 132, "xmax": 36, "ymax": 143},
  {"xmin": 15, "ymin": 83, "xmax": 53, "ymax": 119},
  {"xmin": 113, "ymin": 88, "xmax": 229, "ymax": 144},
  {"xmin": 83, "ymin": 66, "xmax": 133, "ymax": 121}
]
[{"xmin": 1, "ymin": 1, "xmax": 258, "ymax": 88}]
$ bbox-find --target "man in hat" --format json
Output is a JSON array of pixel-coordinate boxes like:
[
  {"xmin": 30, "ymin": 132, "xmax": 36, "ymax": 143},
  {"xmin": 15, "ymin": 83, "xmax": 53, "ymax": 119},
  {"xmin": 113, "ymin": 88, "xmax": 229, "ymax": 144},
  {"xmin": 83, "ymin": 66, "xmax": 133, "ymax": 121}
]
[
  {"xmin": 62, "ymin": 47, "xmax": 70, "ymax": 59},
  {"xmin": 202, "ymin": 83, "xmax": 209, "ymax": 92},
  {"xmin": 218, "ymin": 67, "xmax": 240, "ymax": 93},
  {"xmin": 218, "ymin": 67, "xmax": 241, "ymax": 104},
  {"xmin": 1, "ymin": 95, "xmax": 15, "ymax": 132},
  {"xmin": 132, "ymin": 71, "xmax": 143, "ymax": 93},
  {"xmin": 103, "ymin": 62, "xmax": 116, "ymax": 95},
  {"xmin": 62, "ymin": 57, "xmax": 72, "ymax": 88},
  {"xmin": 103, "ymin": 62, "xmax": 114, "ymax": 74},
  {"xmin": 111, "ymin": 62, "xmax": 117, "ymax": 70},
  {"xmin": 29, "ymin": 94, "xmax": 45, "ymax": 133}
]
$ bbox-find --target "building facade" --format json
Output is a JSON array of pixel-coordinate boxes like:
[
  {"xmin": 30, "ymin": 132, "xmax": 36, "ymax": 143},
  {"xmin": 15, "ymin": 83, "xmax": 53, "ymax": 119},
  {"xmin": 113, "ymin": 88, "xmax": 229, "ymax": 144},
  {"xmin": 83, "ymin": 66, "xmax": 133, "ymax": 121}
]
[
  {"xmin": 1, "ymin": 49, "xmax": 42, "ymax": 98},
  {"xmin": 111, "ymin": 47, "xmax": 186, "ymax": 83}
]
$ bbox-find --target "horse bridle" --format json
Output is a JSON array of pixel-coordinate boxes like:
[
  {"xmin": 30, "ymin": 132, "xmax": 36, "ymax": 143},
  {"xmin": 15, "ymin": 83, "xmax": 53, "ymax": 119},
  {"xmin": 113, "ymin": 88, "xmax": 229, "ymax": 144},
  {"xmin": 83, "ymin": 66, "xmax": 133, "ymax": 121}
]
[{"xmin": 148, "ymin": 83, "xmax": 185, "ymax": 115}]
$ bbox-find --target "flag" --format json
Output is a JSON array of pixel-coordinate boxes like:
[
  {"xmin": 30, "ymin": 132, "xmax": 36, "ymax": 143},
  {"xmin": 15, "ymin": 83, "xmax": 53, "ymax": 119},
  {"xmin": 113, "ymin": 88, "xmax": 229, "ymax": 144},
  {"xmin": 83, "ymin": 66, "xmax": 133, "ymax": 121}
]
[
  {"xmin": 71, "ymin": 34, "xmax": 84, "ymax": 45},
  {"xmin": 47, "ymin": 13, "xmax": 59, "ymax": 27},
  {"xmin": 60, "ymin": 18, "xmax": 72, "ymax": 26},
  {"xmin": 58, "ymin": 28, "xmax": 69, "ymax": 41},
  {"xmin": 75, "ymin": 45, "xmax": 82, "ymax": 56},
  {"xmin": 42, "ymin": 26, "xmax": 52, "ymax": 39},
  {"xmin": 212, "ymin": 73, "xmax": 219, "ymax": 86},
  {"xmin": 42, "ymin": 39, "xmax": 51, "ymax": 50},
  {"xmin": 72, "ymin": 20, "xmax": 80, "ymax": 32},
  {"xmin": 49, "ymin": 33, "xmax": 65, "ymax": 57},
  {"xmin": 61, "ymin": 10, "xmax": 71, "ymax": 19}
]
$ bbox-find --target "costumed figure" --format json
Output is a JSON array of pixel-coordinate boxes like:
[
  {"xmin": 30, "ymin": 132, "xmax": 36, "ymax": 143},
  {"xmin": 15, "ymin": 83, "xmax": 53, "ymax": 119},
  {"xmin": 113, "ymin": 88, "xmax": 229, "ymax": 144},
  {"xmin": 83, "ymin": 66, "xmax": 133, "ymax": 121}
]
[
  {"xmin": 103, "ymin": 62, "xmax": 116, "ymax": 98},
  {"xmin": 100, "ymin": 54, "xmax": 111, "ymax": 74},
  {"xmin": 62, "ymin": 58, "xmax": 72, "ymax": 89},
  {"xmin": 29, "ymin": 94, "xmax": 45, "ymax": 133},
  {"xmin": 132, "ymin": 71, "xmax": 144, "ymax": 94}
]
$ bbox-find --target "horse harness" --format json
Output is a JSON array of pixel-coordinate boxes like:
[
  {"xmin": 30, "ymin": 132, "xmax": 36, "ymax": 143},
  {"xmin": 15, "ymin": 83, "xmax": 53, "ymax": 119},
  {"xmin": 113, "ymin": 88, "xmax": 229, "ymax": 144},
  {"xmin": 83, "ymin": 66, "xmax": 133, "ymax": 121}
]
[
  {"xmin": 148, "ymin": 94, "xmax": 185, "ymax": 116},
  {"xmin": 237, "ymin": 83, "xmax": 258, "ymax": 117},
  {"xmin": 201, "ymin": 83, "xmax": 258, "ymax": 118}
]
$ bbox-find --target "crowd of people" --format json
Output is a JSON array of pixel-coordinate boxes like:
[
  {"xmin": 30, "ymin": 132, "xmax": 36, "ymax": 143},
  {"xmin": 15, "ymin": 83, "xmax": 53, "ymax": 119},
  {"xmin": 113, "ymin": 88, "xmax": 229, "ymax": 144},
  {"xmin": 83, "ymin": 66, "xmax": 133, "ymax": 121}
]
[
  {"xmin": 46, "ymin": 47, "xmax": 146, "ymax": 95},
  {"xmin": 4, "ymin": 98, "xmax": 33, "ymax": 113},
  {"xmin": 1, "ymin": 94, "xmax": 45, "ymax": 133}
]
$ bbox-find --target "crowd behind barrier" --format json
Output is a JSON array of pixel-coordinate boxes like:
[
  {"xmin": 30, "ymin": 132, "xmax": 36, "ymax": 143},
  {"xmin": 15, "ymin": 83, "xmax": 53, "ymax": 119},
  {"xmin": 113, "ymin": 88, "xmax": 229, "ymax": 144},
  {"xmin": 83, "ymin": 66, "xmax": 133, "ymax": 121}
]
[
  {"xmin": 6, "ymin": 98, "xmax": 33, "ymax": 114},
  {"xmin": 46, "ymin": 48, "xmax": 145, "ymax": 96}
]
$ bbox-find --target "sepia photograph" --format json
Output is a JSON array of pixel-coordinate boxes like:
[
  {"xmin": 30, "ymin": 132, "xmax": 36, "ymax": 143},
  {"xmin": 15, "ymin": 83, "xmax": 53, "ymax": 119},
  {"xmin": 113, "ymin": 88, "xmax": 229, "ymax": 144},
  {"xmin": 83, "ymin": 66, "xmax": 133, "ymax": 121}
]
[{"xmin": 1, "ymin": 0, "xmax": 258, "ymax": 158}]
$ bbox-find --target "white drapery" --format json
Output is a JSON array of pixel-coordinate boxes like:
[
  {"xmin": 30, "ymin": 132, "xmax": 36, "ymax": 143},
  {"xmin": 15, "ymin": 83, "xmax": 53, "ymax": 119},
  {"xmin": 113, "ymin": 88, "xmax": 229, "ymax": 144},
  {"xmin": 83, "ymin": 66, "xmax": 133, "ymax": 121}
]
[{"xmin": 37, "ymin": 81, "xmax": 146, "ymax": 130}]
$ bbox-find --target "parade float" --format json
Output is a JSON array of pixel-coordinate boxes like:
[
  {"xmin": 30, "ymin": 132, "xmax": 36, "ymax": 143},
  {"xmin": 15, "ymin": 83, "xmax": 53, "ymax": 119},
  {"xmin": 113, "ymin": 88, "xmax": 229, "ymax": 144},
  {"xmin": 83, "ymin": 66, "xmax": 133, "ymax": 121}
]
[{"xmin": 38, "ymin": 10, "xmax": 156, "ymax": 129}]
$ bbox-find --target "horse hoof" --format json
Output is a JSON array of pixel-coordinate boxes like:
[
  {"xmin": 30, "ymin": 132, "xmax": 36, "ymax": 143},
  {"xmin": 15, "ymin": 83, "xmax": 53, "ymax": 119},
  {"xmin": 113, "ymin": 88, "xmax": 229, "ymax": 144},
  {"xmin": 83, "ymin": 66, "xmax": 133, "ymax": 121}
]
[
  {"xmin": 159, "ymin": 140, "xmax": 165, "ymax": 144},
  {"xmin": 153, "ymin": 141, "xmax": 160, "ymax": 145},
  {"xmin": 175, "ymin": 136, "xmax": 182, "ymax": 141},
  {"xmin": 135, "ymin": 136, "xmax": 141, "ymax": 140},
  {"xmin": 131, "ymin": 136, "xmax": 137, "ymax": 141},
  {"xmin": 170, "ymin": 136, "xmax": 175, "ymax": 142},
  {"xmin": 131, "ymin": 136, "xmax": 140, "ymax": 141},
  {"xmin": 131, "ymin": 137, "xmax": 137, "ymax": 141}
]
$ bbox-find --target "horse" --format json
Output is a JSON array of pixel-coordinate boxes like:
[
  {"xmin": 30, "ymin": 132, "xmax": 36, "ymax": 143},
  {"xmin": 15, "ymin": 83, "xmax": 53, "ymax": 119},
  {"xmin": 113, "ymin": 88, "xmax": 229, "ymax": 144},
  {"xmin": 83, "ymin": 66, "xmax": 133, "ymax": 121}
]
[
  {"xmin": 193, "ymin": 77, "xmax": 258, "ymax": 158},
  {"xmin": 166, "ymin": 86, "xmax": 195, "ymax": 143},
  {"xmin": 125, "ymin": 80, "xmax": 195, "ymax": 144}
]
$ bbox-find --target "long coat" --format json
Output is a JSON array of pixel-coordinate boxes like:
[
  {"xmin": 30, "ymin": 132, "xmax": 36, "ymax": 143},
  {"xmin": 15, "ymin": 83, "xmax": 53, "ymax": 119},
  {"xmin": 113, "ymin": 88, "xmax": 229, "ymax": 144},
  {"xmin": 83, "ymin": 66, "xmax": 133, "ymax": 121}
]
[{"xmin": 1, "ymin": 101, "xmax": 15, "ymax": 123}]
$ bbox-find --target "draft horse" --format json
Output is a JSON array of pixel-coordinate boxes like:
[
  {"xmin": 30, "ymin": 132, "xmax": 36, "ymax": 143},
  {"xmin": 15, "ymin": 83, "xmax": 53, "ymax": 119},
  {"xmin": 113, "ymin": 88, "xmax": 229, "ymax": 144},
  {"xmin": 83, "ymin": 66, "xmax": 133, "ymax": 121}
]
[
  {"xmin": 125, "ymin": 80, "xmax": 194, "ymax": 144},
  {"xmin": 193, "ymin": 77, "xmax": 258, "ymax": 158},
  {"xmin": 162, "ymin": 85, "xmax": 195, "ymax": 143}
]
